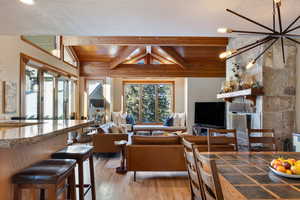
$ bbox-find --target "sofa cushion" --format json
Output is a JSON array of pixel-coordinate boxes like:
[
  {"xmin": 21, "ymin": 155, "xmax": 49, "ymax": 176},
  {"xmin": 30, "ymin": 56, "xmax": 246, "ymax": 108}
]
[
  {"xmin": 98, "ymin": 123, "xmax": 112, "ymax": 133},
  {"xmin": 163, "ymin": 116, "xmax": 173, "ymax": 126},
  {"xmin": 126, "ymin": 114, "xmax": 136, "ymax": 125},
  {"xmin": 109, "ymin": 124, "xmax": 122, "ymax": 134},
  {"xmin": 132, "ymin": 136, "xmax": 180, "ymax": 145},
  {"xmin": 173, "ymin": 112, "xmax": 186, "ymax": 127}
]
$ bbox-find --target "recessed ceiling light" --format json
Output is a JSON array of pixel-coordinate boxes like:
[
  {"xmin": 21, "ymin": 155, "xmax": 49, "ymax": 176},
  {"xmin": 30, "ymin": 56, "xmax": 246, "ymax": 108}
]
[{"xmin": 19, "ymin": 0, "xmax": 35, "ymax": 5}]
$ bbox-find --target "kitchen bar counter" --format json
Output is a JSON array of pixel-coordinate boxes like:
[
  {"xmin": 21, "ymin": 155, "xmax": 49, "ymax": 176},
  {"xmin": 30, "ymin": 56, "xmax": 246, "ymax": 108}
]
[
  {"xmin": 0, "ymin": 120, "xmax": 94, "ymax": 200},
  {"xmin": 0, "ymin": 120, "xmax": 94, "ymax": 148}
]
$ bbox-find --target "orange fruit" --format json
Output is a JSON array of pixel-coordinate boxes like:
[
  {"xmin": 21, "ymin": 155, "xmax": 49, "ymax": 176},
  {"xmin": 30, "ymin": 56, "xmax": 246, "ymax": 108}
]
[
  {"xmin": 291, "ymin": 165, "xmax": 300, "ymax": 175},
  {"xmin": 295, "ymin": 160, "xmax": 300, "ymax": 166},
  {"xmin": 286, "ymin": 170, "xmax": 292, "ymax": 175},
  {"xmin": 287, "ymin": 159, "xmax": 296, "ymax": 165},
  {"xmin": 276, "ymin": 166, "xmax": 286, "ymax": 173}
]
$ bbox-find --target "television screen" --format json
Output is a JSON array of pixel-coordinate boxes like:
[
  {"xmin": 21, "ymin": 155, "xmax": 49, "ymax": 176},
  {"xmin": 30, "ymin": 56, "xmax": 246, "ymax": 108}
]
[{"xmin": 195, "ymin": 102, "xmax": 226, "ymax": 128}]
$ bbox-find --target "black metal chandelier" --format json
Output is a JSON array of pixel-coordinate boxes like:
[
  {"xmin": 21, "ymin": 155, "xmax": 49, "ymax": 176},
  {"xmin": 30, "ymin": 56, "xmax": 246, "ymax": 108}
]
[{"xmin": 218, "ymin": 0, "xmax": 300, "ymax": 69}]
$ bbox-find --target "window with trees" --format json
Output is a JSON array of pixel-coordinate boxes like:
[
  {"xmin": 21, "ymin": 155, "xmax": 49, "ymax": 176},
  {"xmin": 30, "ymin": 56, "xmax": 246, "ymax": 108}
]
[{"xmin": 124, "ymin": 82, "xmax": 174, "ymax": 123}]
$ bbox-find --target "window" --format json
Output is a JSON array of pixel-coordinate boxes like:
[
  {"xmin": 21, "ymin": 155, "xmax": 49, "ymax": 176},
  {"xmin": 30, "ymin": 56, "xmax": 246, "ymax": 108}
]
[
  {"xmin": 68, "ymin": 81, "xmax": 76, "ymax": 118},
  {"xmin": 22, "ymin": 58, "xmax": 75, "ymax": 120},
  {"xmin": 43, "ymin": 72, "xmax": 54, "ymax": 119},
  {"xmin": 86, "ymin": 80, "xmax": 105, "ymax": 119},
  {"xmin": 124, "ymin": 82, "xmax": 174, "ymax": 123},
  {"xmin": 64, "ymin": 46, "xmax": 78, "ymax": 67},
  {"xmin": 25, "ymin": 66, "xmax": 39, "ymax": 119},
  {"xmin": 22, "ymin": 35, "xmax": 62, "ymax": 58},
  {"xmin": 57, "ymin": 78, "xmax": 69, "ymax": 120}
]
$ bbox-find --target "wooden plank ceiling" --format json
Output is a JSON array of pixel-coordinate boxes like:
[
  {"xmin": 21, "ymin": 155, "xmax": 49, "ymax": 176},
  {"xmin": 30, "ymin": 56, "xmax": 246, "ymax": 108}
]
[{"xmin": 66, "ymin": 36, "xmax": 228, "ymax": 78}]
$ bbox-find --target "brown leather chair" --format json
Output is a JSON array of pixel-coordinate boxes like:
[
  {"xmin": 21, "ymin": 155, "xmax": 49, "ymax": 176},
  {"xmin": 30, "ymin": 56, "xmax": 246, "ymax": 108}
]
[
  {"xmin": 194, "ymin": 148, "xmax": 224, "ymax": 200},
  {"xmin": 182, "ymin": 138, "xmax": 205, "ymax": 200},
  {"xmin": 126, "ymin": 136, "xmax": 186, "ymax": 181},
  {"xmin": 92, "ymin": 133, "xmax": 128, "ymax": 153},
  {"xmin": 208, "ymin": 129, "xmax": 238, "ymax": 152},
  {"xmin": 248, "ymin": 129, "xmax": 277, "ymax": 151}
]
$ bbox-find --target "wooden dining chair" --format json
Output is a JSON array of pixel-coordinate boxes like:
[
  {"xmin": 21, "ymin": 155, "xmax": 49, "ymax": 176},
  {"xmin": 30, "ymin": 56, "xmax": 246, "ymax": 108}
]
[
  {"xmin": 208, "ymin": 129, "xmax": 238, "ymax": 152},
  {"xmin": 182, "ymin": 138, "xmax": 205, "ymax": 200},
  {"xmin": 248, "ymin": 129, "xmax": 277, "ymax": 151},
  {"xmin": 194, "ymin": 148, "xmax": 224, "ymax": 200}
]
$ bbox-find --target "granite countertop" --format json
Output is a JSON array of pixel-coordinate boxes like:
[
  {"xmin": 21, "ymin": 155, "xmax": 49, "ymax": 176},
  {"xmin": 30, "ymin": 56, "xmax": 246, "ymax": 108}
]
[{"xmin": 0, "ymin": 120, "xmax": 94, "ymax": 148}]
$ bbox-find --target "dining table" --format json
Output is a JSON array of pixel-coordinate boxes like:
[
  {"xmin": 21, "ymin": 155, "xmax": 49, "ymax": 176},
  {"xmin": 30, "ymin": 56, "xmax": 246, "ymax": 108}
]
[{"xmin": 199, "ymin": 152, "xmax": 300, "ymax": 200}]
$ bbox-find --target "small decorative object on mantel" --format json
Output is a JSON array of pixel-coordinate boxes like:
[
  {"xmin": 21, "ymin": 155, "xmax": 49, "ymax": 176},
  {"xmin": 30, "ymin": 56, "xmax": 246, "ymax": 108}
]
[
  {"xmin": 232, "ymin": 63, "xmax": 243, "ymax": 90},
  {"xmin": 218, "ymin": 0, "xmax": 300, "ymax": 67},
  {"xmin": 217, "ymin": 88, "xmax": 264, "ymax": 106},
  {"xmin": 220, "ymin": 74, "xmax": 262, "ymax": 95}
]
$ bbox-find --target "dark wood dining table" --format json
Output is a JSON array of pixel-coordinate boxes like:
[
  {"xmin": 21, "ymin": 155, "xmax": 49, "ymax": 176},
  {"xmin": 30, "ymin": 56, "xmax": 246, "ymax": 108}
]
[{"xmin": 199, "ymin": 152, "xmax": 300, "ymax": 200}]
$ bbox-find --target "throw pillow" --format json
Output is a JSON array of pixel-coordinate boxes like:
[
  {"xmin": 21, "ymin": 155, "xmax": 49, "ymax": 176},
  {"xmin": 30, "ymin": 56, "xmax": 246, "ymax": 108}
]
[
  {"xmin": 119, "ymin": 124, "xmax": 128, "ymax": 134},
  {"xmin": 126, "ymin": 114, "xmax": 136, "ymax": 125},
  {"xmin": 111, "ymin": 112, "xmax": 121, "ymax": 125},
  {"xmin": 120, "ymin": 112, "xmax": 127, "ymax": 124},
  {"xmin": 109, "ymin": 124, "xmax": 121, "ymax": 133},
  {"xmin": 178, "ymin": 112, "xmax": 186, "ymax": 127},
  {"xmin": 163, "ymin": 116, "xmax": 173, "ymax": 126},
  {"xmin": 173, "ymin": 113, "xmax": 181, "ymax": 127}
]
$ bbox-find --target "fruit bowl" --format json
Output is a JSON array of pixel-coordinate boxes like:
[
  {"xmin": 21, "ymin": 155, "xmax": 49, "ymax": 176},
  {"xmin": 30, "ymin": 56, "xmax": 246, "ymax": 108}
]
[
  {"xmin": 269, "ymin": 165, "xmax": 300, "ymax": 179},
  {"xmin": 269, "ymin": 158, "xmax": 300, "ymax": 178}
]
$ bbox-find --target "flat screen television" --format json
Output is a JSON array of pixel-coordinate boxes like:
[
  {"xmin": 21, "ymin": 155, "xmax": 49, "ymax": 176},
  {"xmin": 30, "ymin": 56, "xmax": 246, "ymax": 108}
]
[{"xmin": 195, "ymin": 102, "xmax": 226, "ymax": 128}]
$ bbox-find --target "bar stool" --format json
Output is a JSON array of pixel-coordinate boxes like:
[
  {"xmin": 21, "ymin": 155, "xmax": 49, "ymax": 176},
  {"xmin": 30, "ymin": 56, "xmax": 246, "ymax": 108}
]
[
  {"xmin": 51, "ymin": 145, "xmax": 96, "ymax": 200},
  {"xmin": 12, "ymin": 159, "xmax": 77, "ymax": 200}
]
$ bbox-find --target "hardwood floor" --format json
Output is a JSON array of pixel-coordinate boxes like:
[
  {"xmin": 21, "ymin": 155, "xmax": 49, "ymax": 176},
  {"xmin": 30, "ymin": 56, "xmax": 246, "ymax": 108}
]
[{"xmin": 83, "ymin": 154, "xmax": 191, "ymax": 200}]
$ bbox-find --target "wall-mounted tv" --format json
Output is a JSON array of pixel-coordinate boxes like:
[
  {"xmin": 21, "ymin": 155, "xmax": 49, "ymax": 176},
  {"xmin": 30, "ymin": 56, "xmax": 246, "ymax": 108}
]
[{"xmin": 195, "ymin": 102, "xmax": 226, "ymax": 128}]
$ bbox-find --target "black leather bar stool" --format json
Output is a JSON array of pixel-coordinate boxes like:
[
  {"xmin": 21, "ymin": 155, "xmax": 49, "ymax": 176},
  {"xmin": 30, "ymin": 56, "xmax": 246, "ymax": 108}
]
[
  {"xmin": 12, "ymin": 159, "xmax": 76, "ymax": 200},
  {"xmin": 51, "ymin": 145, "xmax": 96, "ymax": 200}
]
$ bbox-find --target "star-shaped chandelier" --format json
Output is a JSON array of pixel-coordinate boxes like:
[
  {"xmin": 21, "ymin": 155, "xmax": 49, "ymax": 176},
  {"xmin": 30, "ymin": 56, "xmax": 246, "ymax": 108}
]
[{"xmin": 218, "ymin": 0, "xmax": 300, "ymax": 69}]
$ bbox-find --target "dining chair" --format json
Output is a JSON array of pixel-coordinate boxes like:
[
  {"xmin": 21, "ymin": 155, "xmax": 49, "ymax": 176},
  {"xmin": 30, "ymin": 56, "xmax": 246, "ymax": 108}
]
[
  {"xmin": 207, "ymin": 129, "xmax": 238, "ymax": 152},
  {"xmin": 247, "ymin": 129, "xmax": 277, "ymax": 151},
  {"xmin": 194, "ymin": 148, "xmax": 224, "ymax": 200},
  {"xmin": 182, "ymin": 138, "xmax": 205, "ymax": 200}
]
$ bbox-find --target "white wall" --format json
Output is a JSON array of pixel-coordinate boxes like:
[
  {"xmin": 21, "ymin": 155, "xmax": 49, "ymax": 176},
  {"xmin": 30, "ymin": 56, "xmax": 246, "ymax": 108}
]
[
  {"xmin": 0, "ymin": 36, "xmax": 79, "ymax": 119},
  {"xmin": 296, "ymin": 43, "xmax": 300, "ymax": 132},
  {"xmin": 185, "ymin": 78, "xmax": 225, "ymax": 132}
]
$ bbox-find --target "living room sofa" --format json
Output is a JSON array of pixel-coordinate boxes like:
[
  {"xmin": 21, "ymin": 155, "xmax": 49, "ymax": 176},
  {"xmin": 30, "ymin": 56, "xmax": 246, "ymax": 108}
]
[
  {"xmin": 92, "ymin": 122, "xmax": 129, "ymax": 153},
  {"xmin": 126, "ymin": 135, "xmax": 208, "ymax": 180},
  {"xmin": 132, "ymin": 112, "xmax": 187, "ymax": 135}
]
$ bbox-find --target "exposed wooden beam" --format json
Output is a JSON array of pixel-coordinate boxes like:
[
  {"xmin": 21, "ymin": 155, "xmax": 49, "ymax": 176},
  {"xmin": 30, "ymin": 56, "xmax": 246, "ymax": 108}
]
[
  {"xmin": 158, "ymin": 46, "xmax": 187, "ymax": 69},
  {"xmin": 63, "ymin": 36, "xmax": 228, "ymax": 47},
  {"xmin": 80, "ymin": 63, "xmax": 225, "ymax": 78},
  {"xmin": 124, "ymin": 52, "xmax": 147, "ymax": 64},
  {"xmin": 109, "ymin": 46, "xmax": 138, "ymax": 69},
  {"xmin": 151, "ymin": 53, "xmax": 175, "ymax": 64},
  {"xmin": 145, "ymin": 54, "xmax": 152, "ymax": 64}
]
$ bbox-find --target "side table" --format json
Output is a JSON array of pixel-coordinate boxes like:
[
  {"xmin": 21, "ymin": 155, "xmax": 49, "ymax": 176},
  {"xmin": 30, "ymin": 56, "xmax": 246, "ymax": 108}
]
[{"xmin": 114, "ymin": 140, "xmax": 128, "ymax": 174}]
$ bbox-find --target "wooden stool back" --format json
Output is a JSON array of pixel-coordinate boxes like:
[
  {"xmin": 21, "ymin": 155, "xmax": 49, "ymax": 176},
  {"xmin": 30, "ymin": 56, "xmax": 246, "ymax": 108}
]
[
  {"xmin": 248, "ymin": 129, "xmax": 277, "ymax": 151},
  {"xmin": 208, "ymin": 129, "xmax": 238, "ymax": 152},
  {"xmin": 182, "ymin": 138, "xmax": 204, "ymax": 200},
  {"xmin": 194, "ymin": 149, "xmax": 224, "ymax": 200}
]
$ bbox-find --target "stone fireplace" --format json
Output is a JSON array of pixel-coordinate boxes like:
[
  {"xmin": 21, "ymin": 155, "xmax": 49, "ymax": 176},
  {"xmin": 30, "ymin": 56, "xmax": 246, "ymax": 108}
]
[{"xmin": 226, "ymin": 38, "xmax": 297, "ymax": 150}]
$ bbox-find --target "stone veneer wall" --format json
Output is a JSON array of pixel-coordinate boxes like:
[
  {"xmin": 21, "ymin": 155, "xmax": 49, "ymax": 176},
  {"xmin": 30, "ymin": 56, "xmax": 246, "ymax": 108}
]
[{"xmin": 227, "ymin": 37, "xmax": 297, "ymax": 150}]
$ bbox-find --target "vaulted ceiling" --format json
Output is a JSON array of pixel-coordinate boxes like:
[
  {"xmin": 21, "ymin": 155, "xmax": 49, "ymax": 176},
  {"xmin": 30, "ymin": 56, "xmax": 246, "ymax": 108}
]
[{"xmin": 68, "ymin": 36, "xmax": 228, "ymax": 77}]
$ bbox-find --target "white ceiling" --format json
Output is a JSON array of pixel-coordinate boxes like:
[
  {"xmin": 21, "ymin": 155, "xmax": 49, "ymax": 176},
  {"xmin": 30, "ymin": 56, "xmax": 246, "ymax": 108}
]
[{"xmin": 0, "ymin": 0, "xmax": 299, "ymax": 36}]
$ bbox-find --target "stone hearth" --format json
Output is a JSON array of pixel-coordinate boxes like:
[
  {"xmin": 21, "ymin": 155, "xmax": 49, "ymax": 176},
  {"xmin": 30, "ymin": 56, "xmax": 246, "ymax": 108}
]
[{"xmin": 226, "ymin": 38, "xmax": 297, "ymax": 150}]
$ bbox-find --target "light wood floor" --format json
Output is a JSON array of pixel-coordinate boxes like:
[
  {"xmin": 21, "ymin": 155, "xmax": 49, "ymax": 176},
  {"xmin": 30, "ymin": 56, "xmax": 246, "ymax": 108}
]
[{"xmin": 83, "ymin": 154, "xmax": 191, "ymax": 200}]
